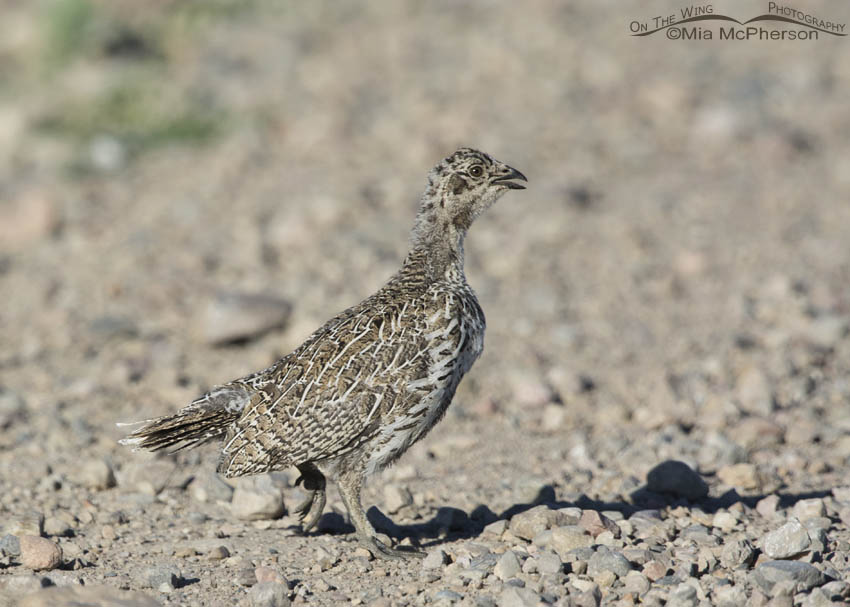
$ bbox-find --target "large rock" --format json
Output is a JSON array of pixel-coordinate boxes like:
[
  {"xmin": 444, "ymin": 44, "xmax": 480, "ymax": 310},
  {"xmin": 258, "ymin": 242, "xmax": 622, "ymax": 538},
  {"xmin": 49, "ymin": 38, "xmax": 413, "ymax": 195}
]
[
  {"xmin": 231, "ymin": 482, "xmax": 285, "ymax": 520},
  {"xmin": 753, "ymin": 561, "xmax": 828, "ymax": 594},
  {"xmin": 549, "ymin": 525, "xmax": 593, "ymax": 558},
  {"xmin": 646, "ymin": 460, "xmax": 708, "ymax": 500},
  {"xmin": 19, "ymin": 536, "xmax": 62, "ymax": 571},
  {"xmin": 587, "ymin": 546, "xmax": 632, "ymax": 579},
  {"xmin": 762, "ymin": 518, "xmax": 811, "ymax": 559},
  {"xmin": 509, "ymin": 505, "xmax": 574, "ymax": 540}
]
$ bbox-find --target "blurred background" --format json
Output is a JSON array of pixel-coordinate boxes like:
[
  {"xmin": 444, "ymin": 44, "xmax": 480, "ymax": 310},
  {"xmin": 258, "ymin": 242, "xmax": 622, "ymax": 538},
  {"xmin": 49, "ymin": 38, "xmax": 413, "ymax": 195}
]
[{"xmin": 1, "ymin": 0, "xmax": 849, "ymax": 503}]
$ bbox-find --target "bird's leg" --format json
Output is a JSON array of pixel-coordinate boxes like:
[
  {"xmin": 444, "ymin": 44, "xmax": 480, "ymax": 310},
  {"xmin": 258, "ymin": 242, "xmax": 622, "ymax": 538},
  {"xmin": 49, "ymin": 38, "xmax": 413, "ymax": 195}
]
[
  {"xmin": 337, "ymin": 468, "xmax": 424, "ymax": 561},
  {"xmin": 294, "ymin": 462, "xmax": 326, "ymax": 533}
]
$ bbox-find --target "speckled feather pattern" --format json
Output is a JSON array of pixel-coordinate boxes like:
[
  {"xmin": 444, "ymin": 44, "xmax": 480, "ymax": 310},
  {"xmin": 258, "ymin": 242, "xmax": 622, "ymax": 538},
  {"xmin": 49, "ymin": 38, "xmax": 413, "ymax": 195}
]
[
  {"xmin": 120, "ymin": 148, "xmax": 525, "ymax": 493},
  {"xmin": 216, "ymin": 251, "xmax": 485, "ymax": 478}
]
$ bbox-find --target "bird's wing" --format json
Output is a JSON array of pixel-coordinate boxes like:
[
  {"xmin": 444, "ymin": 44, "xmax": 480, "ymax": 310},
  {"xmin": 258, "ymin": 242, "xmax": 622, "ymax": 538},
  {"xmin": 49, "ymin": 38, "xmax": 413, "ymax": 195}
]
[{"xmin": 216, "ymin": 295, "xmax": 446, "ymax": 477}]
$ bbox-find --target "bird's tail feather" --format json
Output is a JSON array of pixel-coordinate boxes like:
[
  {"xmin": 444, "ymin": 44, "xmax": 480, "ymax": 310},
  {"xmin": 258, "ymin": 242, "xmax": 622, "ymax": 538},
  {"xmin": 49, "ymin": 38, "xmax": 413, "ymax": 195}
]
[
  {"xmin": 118, "ymin": 385, "xmax": 252, "ymax": 453},
  {"xmin": 118, "ymin": 410, "xmax": 235, "ymax": 453}
]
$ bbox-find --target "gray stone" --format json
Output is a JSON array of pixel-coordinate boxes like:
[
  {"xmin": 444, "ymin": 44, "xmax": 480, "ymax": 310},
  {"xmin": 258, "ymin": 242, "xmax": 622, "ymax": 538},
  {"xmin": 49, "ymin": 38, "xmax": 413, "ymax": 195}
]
[
  {"xmin": 534, "ymin": 550, "xmax": 562, "ymax": 575},
  {"xmin": 587, "ymin": 546, "xmax": 631, "ymax": 578},
  {"xmin": 819, "ymin": 581, "xmax": 849, "ymax": 600},
  {"xmin": 623, "ymin": 571, "xmax": 650, "ymax": 595},
  {"xmin": 434, "ymin": 589, "xmax": 463, "ymax": 602},
  {"xmin": 498, "ymin": 586, "xmax": 540, "ymax": 607},
  {"xmin": 483, "ymin": 519, "xmax": 507, "ymax": 538},
  {"xmin": 762, "ymin": 518, "xmax": 811, "ymax": 559},
  {"xmin": 572, "ymin": 584, "xmax": 602, "ymax": 607},
  {"xmin": 549, "ymin": 525, "xmax": 593, "ymax": 557},
  {"xmin": 508, "ymin": 504, "xmax": 566, "ymax": 540},
  {"xmin": 646, "ymin": 460, "xmax": 708, "ymax": 500},
  {"xmin": 753, "ymin": 561, "xmax": 827, "ymax": 594},
  {"xmin": 203, "ymin": 291, "xmax": 291, "ymax": 345},
  {"xmin": 494, "ymin": 549, "xmax": 521, "ymax": 580},
  {"xmin": 189, "ymin": 470, "xmax": 234, "ymax": 503},
  {"xmin": 144, "ymin": 564, "xmax": 181, "ymax": 590},
  {"xmin": 422, "ymin": 548, "xmax": 449, "ymax": 570},
  {"xmin": 681, "ymin": 523, "xmax": 717, "ymax": 545},
  {"xmin": 720, "ymin": 538, "xmax": 756, "ymax": 569},
  {"xmin": 250, "ymin": 581, "xmax": 291, "ymax": 607},
  {"xmin": 669, "ymin": 583, "xmax": 698, "ymax": 607},
  {"xmin": 1, "ymin": 534, "xmax": 21, "ymax": 556},
  {"xmin": 802, "ymin": 587, "xmax": 837, "ymax": 607},
  {"xmin": 792, "ymin": 498, "xmax": 826, "ymax": 521},
  {"xmin": 713, "ymin": 584, "xmax": 748, "ymax": 607}
]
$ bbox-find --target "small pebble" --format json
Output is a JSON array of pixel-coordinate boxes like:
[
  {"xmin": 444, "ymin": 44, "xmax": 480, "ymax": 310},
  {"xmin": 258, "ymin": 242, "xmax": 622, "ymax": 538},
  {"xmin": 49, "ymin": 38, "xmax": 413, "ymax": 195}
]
[
  {"xmin": 494, "ymin": 549, "xmax": 521, "ymax": 580},
  {"xmin": 72, "ymin": 459, "xmax": 116, "ymax": 490},
  {"xmin": 421, "ymin": 549, "xmax": 449, "ymax": 570},
  {"xmin": 208, "ymin": 545, "xmax": 231, "ymax": 560},
  {"xmin": 717, "ymin": 463, "xmax": 760, "ymax": 489},
  {"xmin": 250, "ymin": 581, "xmax": 290, "ymax": 607}
]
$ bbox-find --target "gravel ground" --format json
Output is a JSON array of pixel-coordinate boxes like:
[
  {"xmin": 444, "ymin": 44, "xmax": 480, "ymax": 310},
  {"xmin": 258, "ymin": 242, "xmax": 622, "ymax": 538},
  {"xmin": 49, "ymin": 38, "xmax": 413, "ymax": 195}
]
[{"xmin": 2, "ymin": 1, "xmax": 850, "ymax": 605}]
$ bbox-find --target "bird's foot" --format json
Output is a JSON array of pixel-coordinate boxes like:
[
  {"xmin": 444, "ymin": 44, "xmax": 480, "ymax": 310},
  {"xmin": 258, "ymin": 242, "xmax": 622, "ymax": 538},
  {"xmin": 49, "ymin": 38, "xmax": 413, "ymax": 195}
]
[
  {"xmin": 360, "ymin": 535, "xmax": 425, "ymax": 561},
  {"xmin": 294, "ymin": 487, "xmax": 326, "ymax": 533},
  {"xmin": 294, "ymin": 466, "xmax": 326, "ymax": 533}
]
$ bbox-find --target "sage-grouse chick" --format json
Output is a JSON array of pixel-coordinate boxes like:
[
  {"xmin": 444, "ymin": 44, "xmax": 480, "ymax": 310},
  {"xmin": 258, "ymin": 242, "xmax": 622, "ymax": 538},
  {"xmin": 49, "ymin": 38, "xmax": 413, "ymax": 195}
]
[{"xmin": 119, "ymin": 148, "xmax": 526, "ymax": 559}]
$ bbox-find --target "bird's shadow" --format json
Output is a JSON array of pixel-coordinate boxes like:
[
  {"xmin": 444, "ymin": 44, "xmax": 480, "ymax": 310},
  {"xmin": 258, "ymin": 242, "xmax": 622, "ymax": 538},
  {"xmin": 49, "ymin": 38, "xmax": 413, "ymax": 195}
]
[{"xmin": 320, "ymin": 465, "xmax": 837, "ymax": 550}]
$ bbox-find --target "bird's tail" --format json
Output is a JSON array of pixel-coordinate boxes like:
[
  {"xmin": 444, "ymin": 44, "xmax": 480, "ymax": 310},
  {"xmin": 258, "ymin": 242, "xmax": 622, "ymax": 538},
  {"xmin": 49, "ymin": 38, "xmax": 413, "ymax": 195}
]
[{"xmin": 118, "ymin": 385, "xmax": 253, "ymax": 453}]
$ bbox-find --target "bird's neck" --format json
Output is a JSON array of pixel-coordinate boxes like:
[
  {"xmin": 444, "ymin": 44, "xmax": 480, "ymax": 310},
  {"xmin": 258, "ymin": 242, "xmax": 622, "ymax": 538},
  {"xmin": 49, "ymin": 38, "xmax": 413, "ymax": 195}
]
[{"xmin": 405, "ymin": 223, "xmax": 466, "ymax": 283}]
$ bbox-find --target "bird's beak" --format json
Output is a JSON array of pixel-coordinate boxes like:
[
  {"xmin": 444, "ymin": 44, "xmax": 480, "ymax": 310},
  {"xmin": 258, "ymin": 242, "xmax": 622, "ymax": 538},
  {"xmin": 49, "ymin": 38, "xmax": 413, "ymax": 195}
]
[{"xmin": 491, "ymin": 165, "xmax": 528, "ymax": 190}]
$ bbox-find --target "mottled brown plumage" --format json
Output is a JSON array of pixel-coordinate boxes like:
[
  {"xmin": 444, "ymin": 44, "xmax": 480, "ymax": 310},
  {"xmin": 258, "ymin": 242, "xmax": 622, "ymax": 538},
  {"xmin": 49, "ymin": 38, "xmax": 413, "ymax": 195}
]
[{"xmin": 119, "ymin": 148, "xmax": 526, "ymax": 559}]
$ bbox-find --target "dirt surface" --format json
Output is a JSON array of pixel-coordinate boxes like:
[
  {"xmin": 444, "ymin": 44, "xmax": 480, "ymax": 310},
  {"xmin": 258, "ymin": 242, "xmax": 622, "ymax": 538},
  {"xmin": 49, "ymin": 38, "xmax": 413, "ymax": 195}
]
[{"xmin": 2, "ymin": 1, "xmax": 850, "ymax": 605}]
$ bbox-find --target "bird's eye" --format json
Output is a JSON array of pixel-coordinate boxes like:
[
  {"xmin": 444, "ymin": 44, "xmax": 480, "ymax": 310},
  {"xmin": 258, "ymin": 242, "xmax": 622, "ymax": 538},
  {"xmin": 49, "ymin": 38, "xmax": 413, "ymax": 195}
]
[{"xmin": 469, "ymin": 165, "xmax": 484, "ymax": 178}]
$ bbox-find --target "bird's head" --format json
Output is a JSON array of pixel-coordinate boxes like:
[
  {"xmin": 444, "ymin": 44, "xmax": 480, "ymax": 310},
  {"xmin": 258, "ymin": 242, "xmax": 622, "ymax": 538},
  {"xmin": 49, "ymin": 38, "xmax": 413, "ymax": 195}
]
[{"xmin": 413, "ymin": 148, "xmax": 527, "ymax": 243}]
